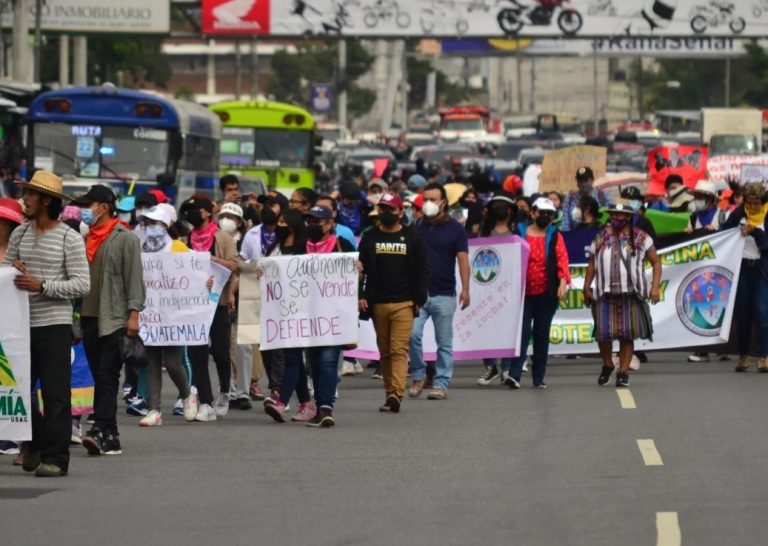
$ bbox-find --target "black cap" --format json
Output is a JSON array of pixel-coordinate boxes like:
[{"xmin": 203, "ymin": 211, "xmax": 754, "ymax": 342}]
[
  {"xmin": 340, "ymin": 182, "xmax": 361, "ymax": 201},
  {"xmin": 256, "ymin": 190, "xmax": 289, "ymax": 211},
  {"xmin": 182, "ymin": 194, "xmax": 213, "ymax": 213},
  {"xmin": 664, "ymin": 174, "xmax": 684, "ymax": 189},
  {"xmin": 575, "ymin": 166, "xmax": 594, "ymax": 181},
  {"xmin": 620, "ymin": 186, "xmax": 644, "ymax": 200},
  {"xmin": 135, "ymin": 191, "xmax": 159, "ymax": 209},
  {"xmin": 72, "ymin": 184, "xmax": 117, "ymax": 207},
  {"xmin": 304, "ymin": 205, "xmax": 333, "ymax": 221}
]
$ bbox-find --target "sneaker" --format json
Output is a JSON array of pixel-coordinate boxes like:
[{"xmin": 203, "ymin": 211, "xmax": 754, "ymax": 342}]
[
  {"xmin": 214, "ymin": 392, "xmax": 229, "ymax": 418},
  {"xmin": 501, "ymin": 371, "xmax": 520, "ymax": 389},
  {"xmin": 735, "ymin": 355, "xmax": 751, "ymax": 372},
  {"xmin": 353, "ymin": 362, "xmax": 365, "ymax": 374},
  {"xmin": 126, "ymin": 397, "xmax": 149, "ymax": 417},
  {"xmin": 522, "ymin": 357, "xmax": 530, "ymax": 373},
  {"xmin": 85, "ymin": 413, "xmax": 95, "ymax": 424},
  {"xmin": 103, "ymin": 433, "xmax": 122, "ymax": 455},
  {"xmin": 70, "ymin": 423, "xmax": 82, "ymax": 445},
  {"xmin": 427, "ymin": 388, "xmax": 447, "ymax": 400},
  {"xmin": 182, "ymin": 392, "xmax": 198, "ymax": 421},
  {"xmin": 615, "ymin": 372, "xmax": 630, "ymax": 388},
  {"xmin": 379, "ymin": 394, "xmax": 401, "ymax": 413},
  {"xmin": 139, "ymin": 410, "xmax": 162, "ymax": 427},
  {"xmin": 34, "ymin": 463, "xmax": 67, "ymax": 477},
  {"xmin": 371, "ymin": 365, "xmax": 383, "ymax": 379},
  {"xmin": 534, "ymin": 383, "xmax": 548, "ymax": 389},
  {"xmin": 408, "ymin": 380, "xmax": 425, "ymax": 398},
  {"xmin": 476, "ymin": 365, "xmax": 500, "ymax": 386},
  {"xmin": 122, "ymin": 382, "xmax": 133, "ymax": 396},
  {"xmin": 341, "ymin": 361, "xmax": 356, "ymax": 376},
  {"xmin": 264, "ymin": 389, "xmax": 279, "ymax": 406},
  {"xmin": 688, "ymin": 352, "xmax": 710, "ymax": 363},
  {"xmin": 598, "ymin": 365, "xmax": 615, "ymax": 386},
  {"xmin": 249, "ymin": 382, "xmax": 265, "ymax": 401},
  {"xmin": 82, "ymin": 429, "xmax": 106, "ymax": 456},
  {"xmin": 291, "ymin": 402, "xmax": 317, "ymax": 422},
  {"xmin": 0, "ymin": 440, "xmax": 20, "ymax": 454},
  {"xmin": 306, "ymin": 406, "xmax": 335, "ymax": 428},
  {"xmin": 194, "ymin": 404, "xmax": 217, "ymax": 422},
  {"xmin": 264, "ymin": 400, "xmax": 287, "ymax": 423},
  {"xmin": 173, "ymin": 399, "xmax": 184, "ymax": 416},
  {"xmin": 758, "ymin": 357, "xmax": 768, "ymax": 373}
]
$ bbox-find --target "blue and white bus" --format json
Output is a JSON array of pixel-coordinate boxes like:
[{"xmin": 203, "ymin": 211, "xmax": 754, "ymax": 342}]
[{"xmin": 27, "ymin": 85, "xmax": 222, "ymax": 202}]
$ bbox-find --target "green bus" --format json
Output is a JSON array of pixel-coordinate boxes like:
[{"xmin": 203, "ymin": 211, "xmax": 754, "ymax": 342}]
[{"xmin": 210, "ymin": 100, "xmax": 316, "ymax": 195}]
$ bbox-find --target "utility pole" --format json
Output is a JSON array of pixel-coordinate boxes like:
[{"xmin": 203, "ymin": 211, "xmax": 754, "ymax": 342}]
[
  {"xmin": 338, "ymin": 40, "xmax": 347, "ymax": 128},
  {"xmin": 12, "ymin": 0, "xmax": 30, "ymax": 82},
  {"xmin": 234, "ymin": 39, "xmax": 242, "ymax": 99},
  {"xmin": 724, "ymin": 58, "xmax": 731, "ymax": 107},
  {"xmin": 33, "ymin": 0, "xmax": 41, "ymax": 83},
  {"xmin": 593, "ymin": 50, "xmax": 599, "ymax": 135},
  {"xmin": 400, "ymin": 40, "xmax": 408, "ymax": 131}
]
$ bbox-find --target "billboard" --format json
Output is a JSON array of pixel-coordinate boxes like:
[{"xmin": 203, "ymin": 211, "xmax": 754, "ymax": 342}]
[
  {"xmin": 0, "ymin": 0, "xmax": 170, "ymax": 33},
  {"xmin": 202, "ymin": 0, "xmax": 768, "ymax": 38}
]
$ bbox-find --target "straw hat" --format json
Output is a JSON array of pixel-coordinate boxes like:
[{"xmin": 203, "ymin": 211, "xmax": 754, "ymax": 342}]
[{"xmin": 17, "ymin": 171, "xmax": 70, "ymax": 200}]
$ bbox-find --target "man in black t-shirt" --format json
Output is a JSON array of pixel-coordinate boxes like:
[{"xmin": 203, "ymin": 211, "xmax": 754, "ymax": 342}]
[{"xmin": 358, "ymin": 193, "xmax": 430, "ymax": 413}]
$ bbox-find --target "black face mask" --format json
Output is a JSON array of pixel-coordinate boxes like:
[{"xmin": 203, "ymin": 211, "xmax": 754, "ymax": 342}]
[
  {"xmin": 307, "ymin": 224, "xmax": 325, "ymax": 242},
  {"xmin": 275, "ymin": 225, "xmax": 290, "ymax": 243},
  {"xmin": 491, "ymin": 202, "xmax": 510, "ymax": 221},
  {"xmin": 187, "ymin": 208, "xmax": 204, "ymax": 229},
  {"xmin": 517, "ymin": 210, "xmax": 530, "ymax": 221},
  {"xmin": 261, "ymin": 207, "xmax": 278, "ymax": 226},
  {"xmin": 379, "ymin": 211, "xmax": 399, "ymax": 227},
  {"xmin": 535, "ymin": 215, "xmax": 552, "ymax": 228}
]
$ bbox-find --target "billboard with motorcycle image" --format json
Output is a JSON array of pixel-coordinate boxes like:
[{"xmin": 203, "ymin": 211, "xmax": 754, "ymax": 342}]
[{"xmin": 202, "ymin": 0, "xmax": 764, "ymax": 38}]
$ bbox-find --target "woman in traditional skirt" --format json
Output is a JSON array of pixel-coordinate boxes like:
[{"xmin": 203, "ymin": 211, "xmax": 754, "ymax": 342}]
[{"xmin": 583, "ymin": 201, "xmax": 662, "ymax": 387}]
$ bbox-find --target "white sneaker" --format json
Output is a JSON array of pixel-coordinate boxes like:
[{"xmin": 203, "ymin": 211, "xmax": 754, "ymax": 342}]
[
  {"xmin": 70, "ymin": 423, "xmax": 82, "ymax": 445},
  {"xmin": 352, "ymin": 361, "xmax": 364, "ymax": 374},
  {"xmin": 195, "ymin": 404, "xmax": 217, "ymax": 422},
  {"xmin": 522, "ymin": 357, "xmax": 531, "ymax": 373},
  {"xmin": 139, "ymin": 410, "xmax": 162, "ymax": 427},
  {"xmin": 501, "ymin": 371, "xmax": 520, "ymax": 389},
  {"xmin": 341, "ymin": 361, "xmax": 356, "ymax": 376},
  {"xmin": 183, "ymin": 391, "xmax": 198, "ymax": 422},
  {"xmin": 214, "ymin": 393, "xmax": 229, "ymax": 418}
]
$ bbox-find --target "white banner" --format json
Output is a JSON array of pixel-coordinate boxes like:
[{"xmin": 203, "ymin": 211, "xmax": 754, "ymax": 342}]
[
  {"xmin": 708, "ymin": 155, "xmax": 768, "ymax": 185},
  {"xmin": 346, "ymin": 237, "xmax": 528, "ymax": 360},
  {"xmin": 204, "ymin": 0, "xmax": 768, "ymax": 38},
  {"xmin": 549, "ymin": 229, "xmax": 745, "ymax": 354},
  {"xmin": 139, "ymin": 252, "xmax": 224, "ymax": 347},
  {"xmin": 1, "ymin": 0, "xmax": 170, "ymax": 33},
  {"xmin": 0, "ymin": 269, "xmax": 31, "ymax": 441},
  {"xmin": 259, "ymin": 253, "xmax": 359, "ymax": 350}
]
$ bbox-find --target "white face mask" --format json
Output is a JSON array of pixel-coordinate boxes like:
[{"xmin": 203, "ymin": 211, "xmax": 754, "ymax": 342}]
[
  {"xmin": 694, "ymin": 199, "xmax": 709, "ymax": 212},
  {"xmin": 571, "ymin": 207, "xmax": 583, "ymax": 224},
  {"xmin": 423, "ymin": 200, "xmax": 441, "ymax": 218},
  {"xmin": 219, "ymin": 217, "xmax": 238, "ymax": 234}
]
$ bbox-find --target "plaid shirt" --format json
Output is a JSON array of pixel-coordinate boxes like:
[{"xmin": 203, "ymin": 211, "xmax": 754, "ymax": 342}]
[{"xmin": 560, "ymin": 189, "xmax": 613, "ymax": 231}]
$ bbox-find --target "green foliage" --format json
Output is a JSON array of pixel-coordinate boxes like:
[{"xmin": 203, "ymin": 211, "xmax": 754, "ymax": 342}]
[{"xmin": 88, "ymin": 37, "xmax": 171, "ymax": 88}]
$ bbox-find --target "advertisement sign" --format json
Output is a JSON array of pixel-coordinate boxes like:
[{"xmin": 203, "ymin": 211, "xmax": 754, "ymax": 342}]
[
  {"xmin": 0, "ymin": 269, "xmax": 31, "ymax": 441},
  {"xmin": 647, "ymin": 145, "xmax": 708, "ymax": 195},
  {"xmin": 346, "ymin": 237, "xmax": 529, "ymax": 361},
  {"xmin": 310, "ymin": 84, "xmax": 333, "ymax": 113},
  {"xmin": 708, "ymin": 155, "xmax": 768, "ymax": 184},
  {"xmin": 139, "ymin": 252, "xmax": 224, "ymax": 347},
  {"xmin": 204, "ymin": 1, "xmax": 767, "ymax": 38},
  {"xmin": 1, "ymin": 0, "xmax": 170, "ymax": 33},
  {"xmin": 259, "ymin": 253, "xmax": 359, "ymax": 350},
  {"xmin": 540, "ymin": 145, "xmax": 607, "ymax": 194}
]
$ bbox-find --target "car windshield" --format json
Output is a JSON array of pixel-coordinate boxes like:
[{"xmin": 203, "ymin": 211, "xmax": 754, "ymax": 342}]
[
  {"xmin": 442, "ymin": 118, "xmax": 484, "ymax": 132},
  {"xmin": 33, "ymin": 122, "xmax": 170, "ymax": 180},
  {"xmin": 221, "ymin": 127, "xmax": 312, "ymax": 168}
]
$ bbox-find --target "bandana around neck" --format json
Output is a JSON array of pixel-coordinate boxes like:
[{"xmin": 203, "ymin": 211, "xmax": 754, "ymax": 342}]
[{"xmin": 190, "ymin": 222, "xmax": 218, "ymax": 252}]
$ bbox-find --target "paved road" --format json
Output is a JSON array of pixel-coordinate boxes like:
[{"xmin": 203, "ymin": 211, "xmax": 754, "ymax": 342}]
[{"xmin": 3, "ymin": 353, "xmax": 768, "ymax": 545}]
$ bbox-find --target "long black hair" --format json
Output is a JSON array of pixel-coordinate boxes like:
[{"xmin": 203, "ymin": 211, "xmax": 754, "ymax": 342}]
[
  {"xmin": 480, "ymin": 197, "xmax": 517, "ymax": 237},
  {"xmin": 280, "ymin": 208, "xmax": 308, "ymax": 255}
]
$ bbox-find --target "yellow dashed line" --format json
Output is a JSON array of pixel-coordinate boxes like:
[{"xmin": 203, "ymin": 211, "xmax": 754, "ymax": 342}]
[
  {"xmin": 637, "ymin": 439, "xmax": 664, "ymax": 466},
  {"xmin": 656, "ymin": 512, "xmax": 681, "ymax": 546},
  {"xmin": 616, "ymin": 389, "xmax": 637, "ymax": 409}
]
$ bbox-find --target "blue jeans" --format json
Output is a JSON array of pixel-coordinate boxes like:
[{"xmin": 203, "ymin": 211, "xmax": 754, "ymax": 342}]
[
  {"xmin": 508, "ymin": 293, "xmax": 559, "ymax": 386},
  {"xmin": 307, "ymin": 346, "xmax": 342, "ymax": 408},
  {"xmin": 280, "ymin": 348, "xmax": 311, "ymax": 406},
  {"xmin": 735, "ymin": 260, "xmax": 768, "ymax": 357},
  {"xmin": 409, "ymin": 294, "xmax": 457, "ymax": 390}
]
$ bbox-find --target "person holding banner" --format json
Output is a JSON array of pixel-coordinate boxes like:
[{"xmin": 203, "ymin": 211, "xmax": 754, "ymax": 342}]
[
  {"xmin": 505, "ymin": 197, "xmax": 569, "ymax": 389},
  {"xmin": 359, "ymin": 193, "xmax": 429, "ymax": 412},
  {"xmin": 3, "ymin": 171, "xmax": 90, "ymax": 477},
  {"xmin": 583, "ymin": 201, "xmax": 662, "ymax": 388}
]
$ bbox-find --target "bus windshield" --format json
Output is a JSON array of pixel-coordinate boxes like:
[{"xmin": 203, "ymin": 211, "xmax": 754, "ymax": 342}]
[
  {"xmin": 221, "ymin": 127, "xmax": 312, "ymax": 168},
  {"xmin": 33, "ymin": 123, "xmax": 170, "ymax": 180}
]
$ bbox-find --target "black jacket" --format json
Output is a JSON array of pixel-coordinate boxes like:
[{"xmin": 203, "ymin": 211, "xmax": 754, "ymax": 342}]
[{"xmin": 358, "ymin": 225, "xmax": 430, "ymax": 307}]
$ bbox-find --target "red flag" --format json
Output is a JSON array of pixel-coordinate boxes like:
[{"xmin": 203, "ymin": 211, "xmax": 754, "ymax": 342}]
[{"xmin": 647, "ymin": 146, "xmax": 708, "ymax": 196}]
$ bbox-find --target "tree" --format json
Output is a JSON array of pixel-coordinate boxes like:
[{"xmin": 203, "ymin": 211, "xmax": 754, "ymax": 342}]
[{"xmin": 89, "ymin": 37, "xmax": 171, "ymax": 88}]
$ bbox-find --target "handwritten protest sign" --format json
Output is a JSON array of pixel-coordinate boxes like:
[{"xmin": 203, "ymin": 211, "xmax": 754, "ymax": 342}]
[
  {"xmin": 707, "ymin": 154, "xmax": 768, "ymax": 185},
  {"xmin": 139, "ymin": 252, "xmax": 218, "ymax": 346},
  {"xmin": 259, "ymin": 253, "xmax": 359, "ymax": 350},
  {"xmin": 740, "ymin": 164, "xmax": 768, "ymax": 185},
  {"xmin": 540, "ymin": 145, "xmax": 607, "ymax": 194}
]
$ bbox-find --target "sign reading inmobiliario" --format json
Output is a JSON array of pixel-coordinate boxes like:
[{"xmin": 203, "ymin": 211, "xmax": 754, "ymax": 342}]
[{"xmin": 1, "ymin": 0, "xmax": 169, "ymax": 33}]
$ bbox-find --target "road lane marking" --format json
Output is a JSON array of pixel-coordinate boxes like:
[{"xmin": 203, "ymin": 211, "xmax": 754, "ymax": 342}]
[
  {"xmin": 637, "ymin": 439, "xmax": 664, "ymax": 466},
  {"xmin": 616, "ymin": 389, "xmax": 636, "ymax": 409},
  {"xmin": 656, "ymin": 512, "xmax": 681, "ymax": 546}
]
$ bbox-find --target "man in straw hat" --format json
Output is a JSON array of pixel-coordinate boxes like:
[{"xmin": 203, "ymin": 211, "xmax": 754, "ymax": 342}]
[
  {"xmin": 73, "ymin": 184, "xmax": 145, "ymax": 456},
  {"xmin": 3, "ymin": 170, "xmax": 90, "ymax": 477}
]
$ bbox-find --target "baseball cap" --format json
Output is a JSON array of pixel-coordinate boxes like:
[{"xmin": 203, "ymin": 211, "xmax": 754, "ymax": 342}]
[
  {"xmin": 378, "ymin": 192, "xmax": 404, "ymax": 209},
  {"xmin": 148, "ymin": 189, "xmax": 170, "ymax": 204},
  {"xmin": 217, "ymin": 202, "xmax": 244, "ymax": 219},
  {"xmin": 72, "ymin": 184, "xmax": 117, "ymax": 208},
  {"xmin": 304, "ymin": 205, "xmax": 333, "ymax": 221},
  {"xmin": 502, "ymin": 174, "xmax": 523, "ymax": 195},
  {"xmin": 488, "ymin": 193, "xmax": 516, "ymax": 207},
  {"xmin": 117, "ymin": 196, "xmax": 136, "ymax": 212},
  {"xmin": 256, "ymin": 191, "xmax": 289, "ymax": 211},
  {"xmin": 532, "ymin": 197, "xmax": 557, "ymax": 212},
  {"xmin": 138, "ymin": 206, "xmax": 172, "ymax": 228},
  {"xmin": 157, "ymin": 203, "xmax": 177, "ymax": 224},
  {"xmin": 135, "ymin": 191, "xmax": 159, "ymax": 210},
  {"xmin": 407, "ymin": 174, "xmax": 427, "ymax": 190},
  {"xmin": 183, "ymin": 194, "xmax": 213, "ymax": 213},
  {"xmin": 575, "ymin": 166, "xmax": 594, "ymax": 181},
  {"xmin": 368, "ymin": 178, "xmax": 388, "ymax": 191},
  {"xmin": 620, "ymin": 186, "xmax": 644, "ymax": 200},
  {"xmin": 693, "ymin": 180, "xmax": 717, "ymax": 197}
]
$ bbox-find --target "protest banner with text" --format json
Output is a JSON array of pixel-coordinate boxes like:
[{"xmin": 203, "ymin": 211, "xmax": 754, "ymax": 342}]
[
  {"xmin": 0, "ymin": 269, "xmax": 31, "ymax": 441},
  {"xmin": 259, "ymin": 253, "xmax": 359, "ymax": 350},
  {"xmin": 139, "ymin": 252, "xmax": 225, "ymax": 347}
]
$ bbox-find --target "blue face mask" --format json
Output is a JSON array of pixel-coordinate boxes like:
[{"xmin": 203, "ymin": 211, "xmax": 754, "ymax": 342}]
[
  {"xmin": 80, "ymin": 208, "xmax": 97, "ymax": 226},
  {"xmin": 145, "ymin": 225, "xmax": 167, "ymax": 238}
]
